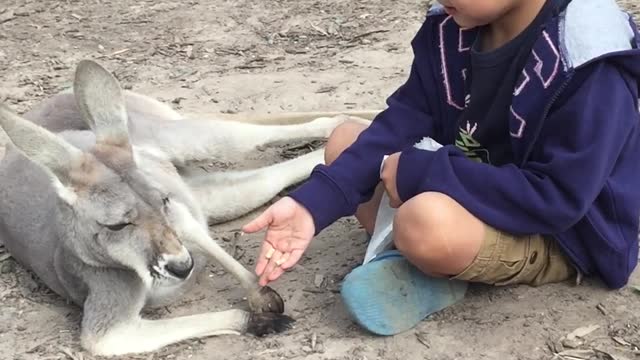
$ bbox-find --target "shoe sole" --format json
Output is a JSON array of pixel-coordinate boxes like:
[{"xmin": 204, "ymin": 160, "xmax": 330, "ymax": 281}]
[{"xmin": 340, "ymin": 251, "xmax": 468, "ymax": 335}]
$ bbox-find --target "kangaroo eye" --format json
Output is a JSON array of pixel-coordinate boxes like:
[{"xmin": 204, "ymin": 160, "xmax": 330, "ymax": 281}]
[{"xmin": 104, "ymin": 222, "xmax": 131, "ymax": 231}]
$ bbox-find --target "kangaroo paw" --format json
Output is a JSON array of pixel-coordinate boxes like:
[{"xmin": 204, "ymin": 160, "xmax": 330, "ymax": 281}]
[
  {"xmin": 246, "ymin": 312, "xmax": 295, "ymax": 337},
  {"xmin": 248, "ymin": 286, "xmax": 285, "ymax": 314}
]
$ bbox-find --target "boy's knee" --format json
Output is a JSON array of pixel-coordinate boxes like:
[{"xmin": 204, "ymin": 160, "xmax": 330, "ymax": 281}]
[
  {"xmin": 324, "ymin": 121, "xmax": 368, "ymax": 165},
  {"xmin": 393, "ymin": 192, "xmax": 463, "ymax": 271},
  {"xmin": 394, "ymin": 193, "xmax": 454, "ymax": 251}
]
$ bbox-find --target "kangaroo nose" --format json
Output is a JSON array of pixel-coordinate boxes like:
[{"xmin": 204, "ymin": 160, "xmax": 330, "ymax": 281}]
[{"xmin": 164, "ymin": 254, "xmax": 194, "ymax": 279}]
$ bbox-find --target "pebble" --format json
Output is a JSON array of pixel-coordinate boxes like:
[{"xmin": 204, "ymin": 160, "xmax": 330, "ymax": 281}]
[{"xmin": 1, "ymin": 261, "xmax": 15, "ymax": 274}]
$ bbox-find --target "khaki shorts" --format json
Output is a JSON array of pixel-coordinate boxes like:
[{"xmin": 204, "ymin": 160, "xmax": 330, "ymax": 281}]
[{"xmin": 452, "ymin": 225, "xmax": 577, "ymax": 286}]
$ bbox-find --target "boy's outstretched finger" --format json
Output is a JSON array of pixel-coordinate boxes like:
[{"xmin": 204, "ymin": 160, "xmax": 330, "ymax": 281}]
[
  {"xmin": 280, "ymin": 249, "xmax": 303, "ymax": 270},
  {"xmin": 255, "ymin": 241, "xmax": 274, "ymax": 276},
  {"xmin": 242, "ymin": 208, "xmax": 273, "ymax": 234},
  {"xmin": 267, "ymin": 265, "xmax": 286, "ymax": 282},
  {"xmin": 259, "ymin": 249, "xmax": 284, "ymax": 286},
  {"xmin": 267, "ymin": 249, "xmax": 302, "ymax": 281}
]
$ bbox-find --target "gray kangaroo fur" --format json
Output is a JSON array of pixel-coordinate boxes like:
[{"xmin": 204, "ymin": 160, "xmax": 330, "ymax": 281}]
[{"xmin": 0, "ymin": 59, "xmax": 378, "ymax": 356}]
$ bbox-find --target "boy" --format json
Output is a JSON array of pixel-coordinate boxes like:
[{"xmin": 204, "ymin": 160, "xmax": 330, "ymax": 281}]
[{"xmin": 243, "ymin": 0, "xmax": 640, "ymax": 335}]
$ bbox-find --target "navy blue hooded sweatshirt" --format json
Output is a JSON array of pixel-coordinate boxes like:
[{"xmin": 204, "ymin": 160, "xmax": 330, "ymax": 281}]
[{"xmin": 289, "ymin": 0, "xmax": 640, "ymax": 289}]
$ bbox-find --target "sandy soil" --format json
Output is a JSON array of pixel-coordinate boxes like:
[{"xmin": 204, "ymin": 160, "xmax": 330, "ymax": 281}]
[{"xmin": 1, "ymin": 0, "xmax": 639, "ymax": 359}]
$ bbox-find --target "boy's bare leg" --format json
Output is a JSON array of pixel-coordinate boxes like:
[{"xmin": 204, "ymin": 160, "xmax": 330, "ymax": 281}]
[
  {"xmin": 393, "ymin": 191, "xmax": 576, "ymax": 287},
  {"xmin": 324, "ymin": 121, "xmax": 383, "ymax": 235},
  {"xmin": 356, "ymin": 185, "xmax": 385, "ymax": 235},
  {"xmin": 393, "ymin": 192, "xmax": 484, "ymax": 277}
]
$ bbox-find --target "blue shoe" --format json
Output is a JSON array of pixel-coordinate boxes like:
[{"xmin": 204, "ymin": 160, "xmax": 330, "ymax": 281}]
[{"xmin": 340, "ymin": 250, "xmax": 468, "ymax": 335}]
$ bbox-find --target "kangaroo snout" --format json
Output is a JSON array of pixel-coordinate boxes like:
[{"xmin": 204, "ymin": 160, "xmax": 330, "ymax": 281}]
[
  {"xmin": 154, "ymin": 247, "xmax": 194, "ymax": 280},
  {"xmin": 164, "ymin": 253, "xmax": 194, "ymax": 279}
]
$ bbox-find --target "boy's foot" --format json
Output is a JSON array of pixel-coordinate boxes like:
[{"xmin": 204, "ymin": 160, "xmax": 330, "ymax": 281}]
[{"xmin": 340, "ymin": 250, "xmax": 468, "ymax": 335}]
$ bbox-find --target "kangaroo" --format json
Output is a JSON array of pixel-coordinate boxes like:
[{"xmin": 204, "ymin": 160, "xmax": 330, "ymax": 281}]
[{"xmin": 0, "ymin": 59, "xmax": 378, "ymax": 357}]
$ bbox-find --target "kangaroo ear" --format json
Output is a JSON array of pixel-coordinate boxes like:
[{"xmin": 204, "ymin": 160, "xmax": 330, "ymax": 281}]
[
  {"xmin": 0, "ymin": 103, "xmax": 81, "ymax": 204},
  {"xmin": 73, "ymin": 60, "xmax": 132, "ymax": 150}
]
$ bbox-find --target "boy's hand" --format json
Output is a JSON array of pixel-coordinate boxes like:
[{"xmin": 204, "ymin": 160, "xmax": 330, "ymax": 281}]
[
  {"xmin": 242, "ymin": 197, "xmax": 315, "ymax": 286},
  {"xmin": 381, "ymin": 152, "xmax": 403, "ymax": 208}
]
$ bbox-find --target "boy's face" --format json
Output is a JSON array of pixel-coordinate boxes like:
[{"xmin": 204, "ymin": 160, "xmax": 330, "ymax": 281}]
[{"xmin": 437, "ymin": 0, "xmax": 520, "ymax": 28}]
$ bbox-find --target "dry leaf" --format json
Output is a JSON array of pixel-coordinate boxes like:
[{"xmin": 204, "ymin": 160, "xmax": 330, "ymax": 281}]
[{"xmin": 556, "ymin": 349, "xmax": 595, "ymax": 360}]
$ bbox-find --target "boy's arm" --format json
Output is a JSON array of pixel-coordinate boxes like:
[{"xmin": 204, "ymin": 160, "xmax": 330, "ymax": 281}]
[
  {"xmin": 289, "ymin": 57, "xmax": 438, "ymax": 233},
  {"xmin": 396, "ymin": 61, "xmax": 637, "ymax": 235}
]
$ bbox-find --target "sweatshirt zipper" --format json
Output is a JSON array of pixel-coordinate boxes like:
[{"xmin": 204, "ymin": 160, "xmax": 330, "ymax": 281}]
[
  {"xmin": 516, "ymin": 71, "xmax": 593, "ymax": 275},
  {"xmin": 518, "ymin": 72, "xmax": 574, "ymax": 167}
]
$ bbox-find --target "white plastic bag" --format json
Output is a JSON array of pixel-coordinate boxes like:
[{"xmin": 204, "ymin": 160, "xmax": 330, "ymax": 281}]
[{"xmin": 363, "ymin": 137, "xmax": 444, "ymax": 264}]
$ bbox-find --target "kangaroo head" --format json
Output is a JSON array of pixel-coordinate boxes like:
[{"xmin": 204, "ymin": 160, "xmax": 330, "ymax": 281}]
[{"xmin": 0, "ymin": 60, "xmax": 194, "ymax": 287}]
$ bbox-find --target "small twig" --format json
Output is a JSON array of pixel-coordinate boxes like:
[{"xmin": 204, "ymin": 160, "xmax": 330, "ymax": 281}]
[
  {"xmin": 415, "ymin": 332, "xmax": 430, "ymax": 348},
  {"xmin": 25, "ymin": 334, "xmax": 59, "ymax": 353},
  {"xmin": 302, "ymin": 287, "xmax": 339, "ymax": 294},
  {"xmin": 58, "ymin": 346, "xmax": 80, "ymax": 360},
  {"xmin": 302, "ymin": 288, "xmax": 325, "ymax": 294},
  {"xmin": 109, "ymin": 48, "xmax": 130, "ymax": 57},
  {"xmin": 315, "ymin": 85, "xmax": 337, "ymax": 94},
  {"xmin": 116, "ymin": 19, "xmax": 152, "ymax": 25},
  {"xmin": 348, "ymin": 29, "xmax": 390, "ymax": 42},
  {"xmin": 0, "ymin": 12, "xmax": 16, "ymax": 24},
  {"xmin": 308, "ymin": 20, "xmax": 328, "ymax": 36},
  {"xmin": 235, "ymin": 64, "xmax": 267, "ymax": 70}
]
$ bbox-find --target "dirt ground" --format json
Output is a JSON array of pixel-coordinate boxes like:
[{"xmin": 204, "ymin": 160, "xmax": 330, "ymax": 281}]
[{"xmin": 1, "ymin": 0, "xmax": 640, "ymax": 359}]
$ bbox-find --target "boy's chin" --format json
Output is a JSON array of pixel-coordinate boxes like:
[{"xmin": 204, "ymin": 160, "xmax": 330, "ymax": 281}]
[{"xmin": 449, "ymin": 15, "xmax": 483, "ymax": 30}]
